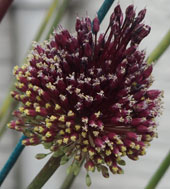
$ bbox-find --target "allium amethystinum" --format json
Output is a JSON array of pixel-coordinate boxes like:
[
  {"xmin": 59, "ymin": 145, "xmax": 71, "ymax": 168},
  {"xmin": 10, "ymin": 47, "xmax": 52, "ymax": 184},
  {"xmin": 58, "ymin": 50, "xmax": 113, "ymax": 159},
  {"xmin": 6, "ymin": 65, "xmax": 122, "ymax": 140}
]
[{"xmin": 9, "ymin": 4, "xmax": 163, "ymax": 181}]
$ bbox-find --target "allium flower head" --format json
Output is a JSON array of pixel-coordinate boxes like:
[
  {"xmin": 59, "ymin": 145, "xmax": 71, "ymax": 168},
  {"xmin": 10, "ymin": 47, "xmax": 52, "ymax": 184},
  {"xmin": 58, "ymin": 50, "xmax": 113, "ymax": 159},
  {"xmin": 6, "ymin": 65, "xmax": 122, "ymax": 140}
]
[{"xmin": 9, "ymin": 5, "xmax": 163, "ymax": 181}]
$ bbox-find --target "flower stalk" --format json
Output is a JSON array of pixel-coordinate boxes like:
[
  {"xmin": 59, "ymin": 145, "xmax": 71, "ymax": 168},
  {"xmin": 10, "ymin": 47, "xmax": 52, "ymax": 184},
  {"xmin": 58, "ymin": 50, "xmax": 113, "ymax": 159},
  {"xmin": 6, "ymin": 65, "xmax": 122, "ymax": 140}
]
[
  {"xmin": 27, "ymin": 155, "xmax": 63, "ymax": 189},
  {"xmin": 145, "ymin": 151, "xmax": 170, "ymax": 189}
]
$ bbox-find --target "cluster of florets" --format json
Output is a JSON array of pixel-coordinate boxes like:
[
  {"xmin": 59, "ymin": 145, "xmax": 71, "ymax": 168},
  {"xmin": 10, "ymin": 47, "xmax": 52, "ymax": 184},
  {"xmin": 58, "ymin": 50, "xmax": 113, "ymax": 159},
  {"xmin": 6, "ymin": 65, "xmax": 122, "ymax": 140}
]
[{"xmin": 8, "ymin": 4, "xmax": 163, "ymax": 182}]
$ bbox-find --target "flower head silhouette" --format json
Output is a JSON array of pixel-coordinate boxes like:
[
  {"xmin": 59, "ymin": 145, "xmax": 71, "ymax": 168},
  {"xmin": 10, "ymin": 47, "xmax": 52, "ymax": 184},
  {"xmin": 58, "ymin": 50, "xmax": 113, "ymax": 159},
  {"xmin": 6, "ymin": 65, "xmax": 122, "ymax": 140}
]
[{"xmin": 9, "ymin": 5, "xmax": 163, "ymax": 179}]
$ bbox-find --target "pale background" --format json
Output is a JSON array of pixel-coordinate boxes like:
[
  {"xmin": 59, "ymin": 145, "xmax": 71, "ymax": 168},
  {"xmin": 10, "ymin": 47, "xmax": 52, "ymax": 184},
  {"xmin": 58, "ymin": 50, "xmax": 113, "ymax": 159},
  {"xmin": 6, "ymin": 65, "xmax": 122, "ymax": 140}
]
[{"xmin": 0, "ymin": 0, "xmax": 170, "ymax": 188}]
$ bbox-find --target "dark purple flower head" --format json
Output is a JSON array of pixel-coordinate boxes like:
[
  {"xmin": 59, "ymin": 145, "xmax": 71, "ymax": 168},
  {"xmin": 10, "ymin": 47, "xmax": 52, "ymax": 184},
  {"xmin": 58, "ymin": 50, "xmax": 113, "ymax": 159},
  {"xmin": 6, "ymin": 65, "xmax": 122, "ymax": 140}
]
[{"xmin": 9, "ymin": 4, "xmax": 163, "ymax": 182}]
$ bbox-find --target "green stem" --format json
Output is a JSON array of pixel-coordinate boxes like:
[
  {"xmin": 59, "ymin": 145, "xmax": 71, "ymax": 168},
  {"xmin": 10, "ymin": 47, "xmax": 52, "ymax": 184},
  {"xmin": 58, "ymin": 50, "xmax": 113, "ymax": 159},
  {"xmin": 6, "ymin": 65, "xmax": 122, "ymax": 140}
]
[
  {"xmin": 147, "ymin": 29, "xmax": 170, "ymax": 64},
  {"xmin": 145, "ymin": 151, "xmax": 170, "ymax": 189},
  {"xmin": 0, "ymin": 88, "xmax": 14, "ymax": 123},
  {"xmin": 60, "ymin": 158, "xmax": 85, "ymax": 189},
  {"xmin": 60, "ymin": 171, "xmax": 75, "ymax": 189},
  {"xmin": 46, "ymin": 0, "xmax": 70, "ymax": 39},
  {"xmin": 34, "ymin": 0, "xmax": 59, "ymax": 42},
  {"xmin": 27, "ymin": 155, "xmax": 62, "ymax": 189}
]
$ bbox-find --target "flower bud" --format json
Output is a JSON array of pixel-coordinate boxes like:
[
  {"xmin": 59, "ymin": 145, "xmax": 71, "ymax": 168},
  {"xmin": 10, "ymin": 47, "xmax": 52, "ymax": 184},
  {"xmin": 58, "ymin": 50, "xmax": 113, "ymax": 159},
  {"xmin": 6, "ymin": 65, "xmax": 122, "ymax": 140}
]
[{"xmin": 93, "ymin": 16, "xmax": 100, "ymax": 34}]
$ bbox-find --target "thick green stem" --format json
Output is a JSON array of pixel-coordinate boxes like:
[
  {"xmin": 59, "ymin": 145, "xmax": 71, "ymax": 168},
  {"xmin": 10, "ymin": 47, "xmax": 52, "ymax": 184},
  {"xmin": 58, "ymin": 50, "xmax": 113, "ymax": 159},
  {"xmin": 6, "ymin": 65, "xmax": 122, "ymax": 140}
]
[
  {"xmin": 145, "ymin": 151, "xmax": 170, "ymax": 189},
  {"xmin": 147, "ymin": 29, "xmax": 170, "ymax": 64},
  {"xmin": 27, "ymin": 156, "xmax": 62, "ymax": 189}
]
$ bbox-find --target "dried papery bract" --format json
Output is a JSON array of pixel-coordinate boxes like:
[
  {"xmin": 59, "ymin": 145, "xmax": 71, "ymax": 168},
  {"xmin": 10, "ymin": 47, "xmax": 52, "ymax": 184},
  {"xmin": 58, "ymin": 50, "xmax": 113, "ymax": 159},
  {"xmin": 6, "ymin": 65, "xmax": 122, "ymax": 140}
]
[{"xmin": 8, "ymin": 4, "xmax": 163, "ymax": 186}]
